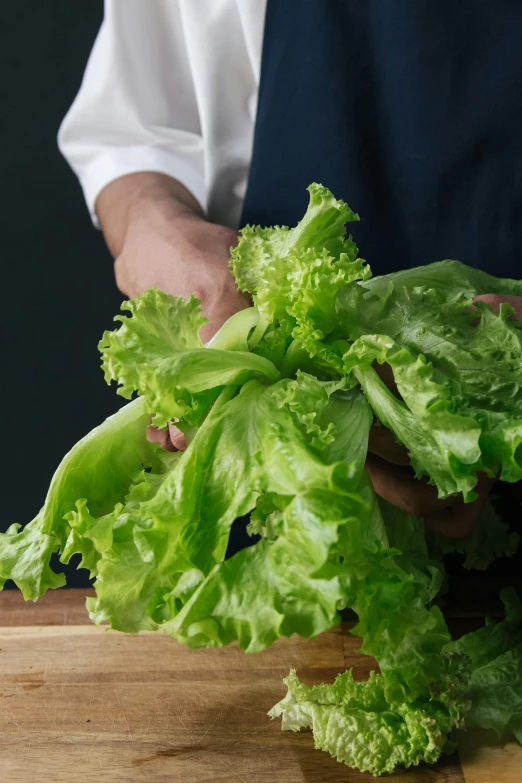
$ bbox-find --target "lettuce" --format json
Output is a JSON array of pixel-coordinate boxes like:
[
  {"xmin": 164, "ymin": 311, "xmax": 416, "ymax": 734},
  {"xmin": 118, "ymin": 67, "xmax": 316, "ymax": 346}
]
[
  {"xmin": 445, "ymin": 589, "xmax": 522, "ymax": 737},
  {"xmin": 269, "ymin": 669, "xmax": 465, "ymax": 776},
  {"xmin": 1, "ymin": 184, "xmax": 521, "ymax": 776},
  {"xmin": 340, "ymin": 266, "xmax": 522, "ymax": 496}
]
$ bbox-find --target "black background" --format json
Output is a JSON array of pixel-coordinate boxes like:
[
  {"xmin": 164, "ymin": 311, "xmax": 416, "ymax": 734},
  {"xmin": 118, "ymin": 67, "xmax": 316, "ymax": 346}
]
[{"xmin": 1, "ymin": 1, "xmax": 121, "ymax": 585}]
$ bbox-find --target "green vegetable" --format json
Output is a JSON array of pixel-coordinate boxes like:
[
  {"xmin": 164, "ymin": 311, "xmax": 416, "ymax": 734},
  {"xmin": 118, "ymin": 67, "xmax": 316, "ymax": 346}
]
[
  {"xmin": 269, "ymin": 668, "xmax": 465, "ymax": 776},
  {"xmin": 341, "ymin": 274, "xmax": 522, "ymax": 498},
  {"xmin": 445, "ymin": 589, "xmax": 522, "ymax": 737},
  {"xmin": 1, "ymin": 183, "xmax": 521, "ymax": 776}
]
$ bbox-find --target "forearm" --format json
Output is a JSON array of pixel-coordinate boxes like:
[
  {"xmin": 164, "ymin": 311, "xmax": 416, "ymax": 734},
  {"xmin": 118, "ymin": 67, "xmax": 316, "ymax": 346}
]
[{"xmin": 95, "ymin": 172, "xmax": 205, "ymax": 258}]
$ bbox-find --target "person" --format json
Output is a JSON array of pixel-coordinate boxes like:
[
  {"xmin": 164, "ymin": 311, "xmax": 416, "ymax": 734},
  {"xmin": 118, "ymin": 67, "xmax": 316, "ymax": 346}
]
[{"xmin": 59, "ymin": 1, "xmax": 522, "ymax": 541}]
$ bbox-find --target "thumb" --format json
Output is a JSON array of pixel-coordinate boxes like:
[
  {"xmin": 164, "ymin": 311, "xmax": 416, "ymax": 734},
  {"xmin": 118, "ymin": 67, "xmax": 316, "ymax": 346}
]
[{"xmin": 168, "ymin": 421, "xmax": 187, "ymax": 451}]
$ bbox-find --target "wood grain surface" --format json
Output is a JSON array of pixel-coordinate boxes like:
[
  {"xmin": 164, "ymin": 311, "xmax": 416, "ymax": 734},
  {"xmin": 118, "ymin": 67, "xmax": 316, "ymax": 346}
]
[{"xmin": 0, "ymin": 589, "xmax": 519, "ymax": 783}]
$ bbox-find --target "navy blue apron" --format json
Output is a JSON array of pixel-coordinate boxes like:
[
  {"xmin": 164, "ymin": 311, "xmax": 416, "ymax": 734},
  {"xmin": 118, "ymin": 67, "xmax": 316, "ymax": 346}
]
[
  {"xmin": 228, "ymin": 1, "xmax": 522, "ymax": 567},
  {"xmin": 241, "ymin": 0, "xmax": 522, "ymax": 278}
]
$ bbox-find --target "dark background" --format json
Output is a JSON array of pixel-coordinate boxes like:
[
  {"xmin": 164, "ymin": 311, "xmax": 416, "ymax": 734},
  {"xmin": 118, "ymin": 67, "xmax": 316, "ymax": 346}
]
[{"xmin": 1, "ymin": 1, "xmax": 121, "ymax": 585}]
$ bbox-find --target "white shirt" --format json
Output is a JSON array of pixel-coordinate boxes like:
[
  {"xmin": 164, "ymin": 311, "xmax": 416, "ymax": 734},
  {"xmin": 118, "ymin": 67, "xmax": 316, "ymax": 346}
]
[{"xmin": 58, "ymin": 0, "xmax": 267, "ymax": 229}]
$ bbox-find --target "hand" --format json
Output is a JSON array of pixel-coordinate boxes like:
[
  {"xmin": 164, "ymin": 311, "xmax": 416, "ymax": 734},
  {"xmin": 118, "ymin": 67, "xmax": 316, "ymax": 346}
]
[
  {"xmin": 473, "ymin": 293, "xmax": 522, "ymax": 321},
  {"xmin": 97, "ymin": 173, "xmax": 250, "ymax": 343},
  {"xmin": 96, "ymin": 173, "xmax": 250, "ymax": 451},
  {"xmin": 366, "ymin": 449, "xmax": 494, "ymax": 538},
  {"xmin": 114, "ymin": 206, "xmax": 249, "ymax": 343},
  {"xmin": 366, "ymin": 422, "xmax": 471, "ymax": 535},
  {"xmin": 366, "ymin": 292, "xmax": 522, "ymax": 536}
]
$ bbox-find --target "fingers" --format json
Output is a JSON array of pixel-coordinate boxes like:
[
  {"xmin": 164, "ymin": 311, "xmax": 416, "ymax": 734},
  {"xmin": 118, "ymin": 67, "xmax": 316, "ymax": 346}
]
[
  {"xmin": 473, "ymin": 294, "xmax": 522, "ymax": 322},
  {"xmin": 146, "ymin": 424, "xmax": 177, "ymax": 452},
  {"xmin": 367, "ymin": 450, "xmax": 494, "ymax": 538},
  {"xmin": 168, "ymin": 421, "xmax": 187, "ymax": 451},
  {"xmin": 146, "ymin": 415, "xmax": 187, "ymax": 453},
  {"xmin": 425, "ymin": 474, "xmax": 495, "ymax": 538},
  {"xmin": 473, "ymin": 294, "xmax": 502, "ymax": 311},
  {"xmin": 368, "ymin": 426, "xmax": 410, "ymax": 466},
  {"xmin": 365, "ymin": 454, "xmax": 458, "ymax": 518},
  {"xmin": 368, "ymin": 346, "xmax": 496, "ymax": 538}
]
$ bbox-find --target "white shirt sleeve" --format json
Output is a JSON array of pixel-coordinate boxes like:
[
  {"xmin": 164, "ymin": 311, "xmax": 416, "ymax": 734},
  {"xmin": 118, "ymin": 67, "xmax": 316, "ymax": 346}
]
[{"xmin": 58, "ymin": 0, "xmax": 207, "ymax": 225}]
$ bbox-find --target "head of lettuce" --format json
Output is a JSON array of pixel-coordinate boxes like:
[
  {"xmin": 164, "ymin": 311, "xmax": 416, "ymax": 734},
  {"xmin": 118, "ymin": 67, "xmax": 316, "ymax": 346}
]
[{"xmin": 2, "ymin": 184, "xmax": 522, "ymax": 776}]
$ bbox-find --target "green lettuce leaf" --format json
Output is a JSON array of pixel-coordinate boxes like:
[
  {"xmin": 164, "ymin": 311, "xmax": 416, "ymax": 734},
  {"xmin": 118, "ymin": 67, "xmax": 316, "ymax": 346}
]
[
  {"xmin": 464, "ymin": 648, "xmax": 522, "ymax": 736},
  {"xmin": 345, "ymin": 346, "xmax": 483, "ymax": 500},
  {"xmin": 231, "ymin": 184, "xmax": 370, "ymax": 371},
  {"xmin": 4, "ymin": 183, "xmax": 522, "ymax": 778},
  {"xmin": 85, "ymin": 378, "xmax": 383, "ymax": 644},
  {"xmin": 100, "ymin": 290, "xmax": 280, "ymax": 427},
  {"xmin": 0, "ymin": 397, "xmax": 163, "ymax": 599},
  {"xmin": 446, "ymin": 590, "xmax": 522, "ymax": 737},
  {"xmin": 0, "ymin": 515, "xmax": 65, "ymax": 599},
  {"xmin": 339, "ymin": 267, "xmax": 522, "ymax": 498},
  {"xmin": 230, "ymin": 183, "xmax": 361, "ymax": 296},
  {"xmin": 379, "ymin": 500, "xmax": 443, "ymax": 604},
  {"xmin": 269, "ymin": 668, "xmax": 465, "ymax": 776},
  {"xmin": 356, "ymin": 258, "xmax": 522, "ymax": 301}
]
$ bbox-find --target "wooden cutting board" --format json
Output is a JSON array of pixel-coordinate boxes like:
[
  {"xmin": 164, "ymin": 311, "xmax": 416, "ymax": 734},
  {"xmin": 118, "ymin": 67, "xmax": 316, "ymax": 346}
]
[{"xmin": 0, "ymin": 589, "xmax": 520, "ymax": 783}]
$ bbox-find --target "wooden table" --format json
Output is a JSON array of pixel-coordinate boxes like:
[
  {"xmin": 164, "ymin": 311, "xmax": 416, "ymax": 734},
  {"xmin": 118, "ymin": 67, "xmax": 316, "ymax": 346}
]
[{"xmin": 0, "ymin": 589, "xmax": 520, "ymax": 782}]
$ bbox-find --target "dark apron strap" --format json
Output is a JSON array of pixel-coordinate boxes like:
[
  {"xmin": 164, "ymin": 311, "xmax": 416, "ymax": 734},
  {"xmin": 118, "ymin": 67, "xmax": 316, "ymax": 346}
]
[{"xmin": 241, "ymin": 0, "xmax": 522, "ymax": 278}]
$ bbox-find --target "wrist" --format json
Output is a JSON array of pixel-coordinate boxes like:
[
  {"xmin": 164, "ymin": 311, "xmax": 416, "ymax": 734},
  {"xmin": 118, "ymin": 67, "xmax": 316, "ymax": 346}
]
[{"xmin": 96, "ymin": 172, "xmax": 204, "ymax": 257}]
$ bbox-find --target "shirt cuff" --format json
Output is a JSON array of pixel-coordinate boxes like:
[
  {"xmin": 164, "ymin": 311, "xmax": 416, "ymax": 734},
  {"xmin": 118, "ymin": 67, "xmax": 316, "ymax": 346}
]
[{"xmin": 79, "ymin": 147, "xmax": 207, "ymax": 226}]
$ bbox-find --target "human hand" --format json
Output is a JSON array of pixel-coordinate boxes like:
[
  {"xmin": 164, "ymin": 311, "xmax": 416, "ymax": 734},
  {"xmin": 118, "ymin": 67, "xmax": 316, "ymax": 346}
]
[
  {"xmin": 366, "ymin": 292, "xmax": 522, "ymax": 536},
  {"xmin": 365, "ymin": 418, "xmax": 474, "ymax": 536},
  {"xmin": 473, "ymin": 293, "xmax": 522, "ymax": 321},
  {"xmin": 96, "ymin": 173, "xmax": 250, "ymax": 451},
  {"xmin": 97, "ymin": 172, "xmax": 250, "ymax": 343},
  {"xmin": 108, "ymin": 185, "xmax": 250, "ymax": 343},
  {"xmin": 365, "ymin": 360, "xmax": 493, "ymax": 536},
  {"xmin": 366, "ymin": 448, "xmax": 494, "ymax": 538}
]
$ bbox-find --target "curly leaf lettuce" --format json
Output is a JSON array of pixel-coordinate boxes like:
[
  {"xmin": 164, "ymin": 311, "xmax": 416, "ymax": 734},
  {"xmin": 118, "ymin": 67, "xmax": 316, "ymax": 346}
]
[
  {"xmin": 0, "ymin": 397, "xmax": 163, "ymax": 599},
  {"xmin": 231, "ymin": 183, "xmax": 370, "ymax": 369},
  {"xmin": 100, "ymin": 291, "xmax": 280, "ymax": 427},
  {"xmin": 444, "ymin": 590, "xmax": 522, "ymax": 737},
  {"xmin": 269, "ymin": 668, "xmax": 465, "ymax": 776},
  {"xmin": 340, "ymin": 276, "xmax": 522, "ymax": 498},
  {"xmin": 2, "ymin": 183, "xmax": 522, "ymax": 777},
  {"xmin": 84, "ymin": 379, "xmax": 383, "ymax": 645},
  {"xmin": 230, "ymin": 183, "xmax": 361, "ymax": 296}
]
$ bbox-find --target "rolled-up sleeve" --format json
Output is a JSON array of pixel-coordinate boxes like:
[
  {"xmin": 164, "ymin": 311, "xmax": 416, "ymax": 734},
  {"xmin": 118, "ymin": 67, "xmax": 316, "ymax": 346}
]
[{"xmin": 58, "ymin": 0, "xmax": 206, "ymax": 224}]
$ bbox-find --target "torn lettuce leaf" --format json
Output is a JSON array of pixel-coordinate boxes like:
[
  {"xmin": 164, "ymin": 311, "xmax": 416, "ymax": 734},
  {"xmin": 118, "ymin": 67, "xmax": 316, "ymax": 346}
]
[{"xmin": 269, "ymin": 668, "xmax": 466, "ymax": 776}]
